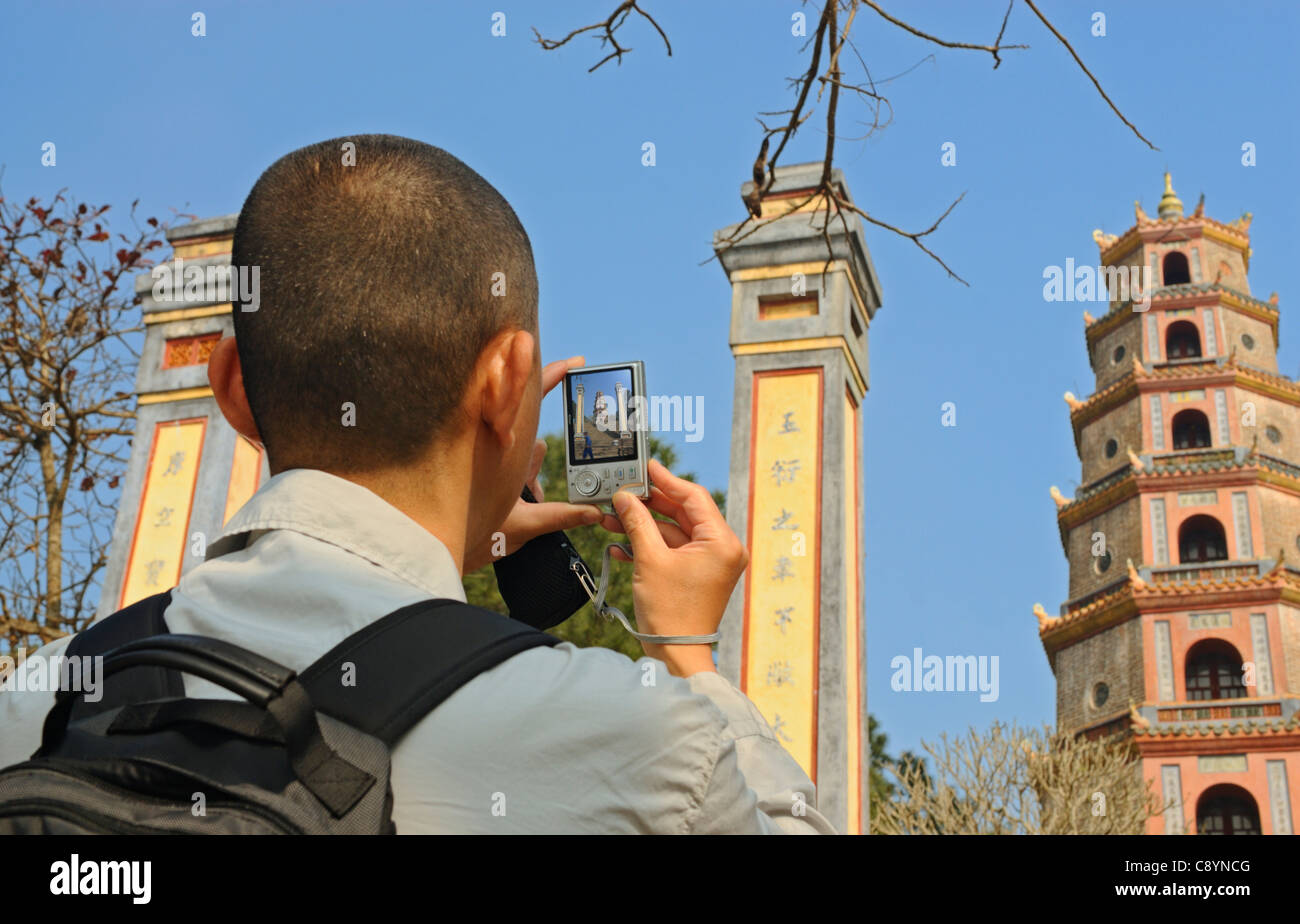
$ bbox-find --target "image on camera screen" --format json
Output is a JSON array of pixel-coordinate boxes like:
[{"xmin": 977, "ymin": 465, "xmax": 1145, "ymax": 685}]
[{"xmin": 566, "ymin": 367, "xmax": 641, "ymax": 465}]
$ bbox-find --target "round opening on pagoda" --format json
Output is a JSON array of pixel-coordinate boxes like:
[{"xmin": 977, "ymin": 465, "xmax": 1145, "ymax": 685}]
[{"xmin": 1091, "ymin": 682, "xmax": 1109, "ymax": 709}]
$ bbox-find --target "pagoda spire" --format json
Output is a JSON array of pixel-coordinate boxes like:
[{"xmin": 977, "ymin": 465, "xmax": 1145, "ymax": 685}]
[{"xmin": 1157, "ymin": 172, "xmax": 1183, "ymax": 220}]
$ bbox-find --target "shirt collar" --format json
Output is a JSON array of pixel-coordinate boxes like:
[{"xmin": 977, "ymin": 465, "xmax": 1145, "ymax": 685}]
[{"xmin": 208, "ymin": 468, "xmax": 466, "ymax": 602}]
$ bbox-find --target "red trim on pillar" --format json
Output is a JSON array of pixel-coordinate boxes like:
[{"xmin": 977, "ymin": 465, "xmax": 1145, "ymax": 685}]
[{"xmin": 848, "ymin": 382, "xmax": 864, "ymax": 834}]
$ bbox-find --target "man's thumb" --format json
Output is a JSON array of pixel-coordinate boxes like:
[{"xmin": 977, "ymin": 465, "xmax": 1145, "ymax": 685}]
[{"xmin": 613, "ymin": 492, "xmax": 662, "ymax": 552}]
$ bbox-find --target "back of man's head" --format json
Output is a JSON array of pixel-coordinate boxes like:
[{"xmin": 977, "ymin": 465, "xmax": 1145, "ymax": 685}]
[{"xmin": 231, "ymin": 134, "xmax": 538, "ymax": 473}]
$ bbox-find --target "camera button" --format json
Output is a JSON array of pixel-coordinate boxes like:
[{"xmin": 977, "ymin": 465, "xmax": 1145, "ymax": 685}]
[{"xmin": 575, "ymin": 470, "xmax": 601, "ymax": 496}]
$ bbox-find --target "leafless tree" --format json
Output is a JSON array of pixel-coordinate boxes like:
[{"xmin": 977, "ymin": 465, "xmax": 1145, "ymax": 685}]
[
  {"xmin": 873, "ymin": 722, "xmax": 1173, "ymax": 834},
  {"xmin": 0, "ymin": 186, "xmax": 167, "ymax": 657},
  {"xmin": 535, "ymin": 0, "xmax": 1157, "ymax": 285}
]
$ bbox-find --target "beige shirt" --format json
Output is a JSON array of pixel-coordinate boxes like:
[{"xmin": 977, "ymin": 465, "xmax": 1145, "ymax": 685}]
[{"xmin": 0, "ymin": 469, "xmax": 834, "ymax": 834}]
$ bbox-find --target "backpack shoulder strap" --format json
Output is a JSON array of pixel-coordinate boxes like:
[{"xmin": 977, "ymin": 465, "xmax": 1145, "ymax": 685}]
[
  {"xmin": 60, "ymin": 593, "xmax": 555, "ymax": 747},
  {"xmin": 298, "ymin": 599, "xmax": 559, "ymax": 746},
  {"xmin": 65, "ymin": 591, "xmax": 183, "ymax": 720}
]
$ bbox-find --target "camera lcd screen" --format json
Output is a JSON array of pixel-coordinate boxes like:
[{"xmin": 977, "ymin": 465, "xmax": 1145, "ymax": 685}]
[{"xmin": 566, "ymin": 366, "xmax": 641, "ymax": 465}]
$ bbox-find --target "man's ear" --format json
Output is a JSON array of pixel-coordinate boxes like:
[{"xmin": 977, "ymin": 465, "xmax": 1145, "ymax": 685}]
[
  {"xmin": 477, "ymin": 327, "xmax": 536, "ymax": 451},
  {"xmin": 208, "ymin": 336, "xmax": 263, "ymax": 446}
]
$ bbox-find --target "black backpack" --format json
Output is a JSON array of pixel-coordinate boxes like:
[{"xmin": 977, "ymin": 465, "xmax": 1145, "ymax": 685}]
[{"xmin": 0, "ymin": 591, "xmax": 557, "ymax": 834}]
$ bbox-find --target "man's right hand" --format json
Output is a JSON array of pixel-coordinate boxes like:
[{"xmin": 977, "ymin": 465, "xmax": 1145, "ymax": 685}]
[{"xmin": 603, "ymin": 459, "xmax": 749, "ymax": 677}]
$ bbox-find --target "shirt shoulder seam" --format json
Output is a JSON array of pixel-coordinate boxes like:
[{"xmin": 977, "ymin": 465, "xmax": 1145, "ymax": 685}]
[{"xmin": 680, "ymin": 717, "xmax": 729, "ymax": 835}]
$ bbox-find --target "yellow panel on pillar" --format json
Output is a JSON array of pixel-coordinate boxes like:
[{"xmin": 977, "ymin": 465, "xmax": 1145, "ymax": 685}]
[
  {"xmin": 223, "ymin": 435, "xmax": 265, "ymax": 525},
  {"xmin": 743, "ymin": 369, "xmax": 823, "ymax": 779},
  {"xmin": 119, "ymin": 419, "xmax": 206, "ymax": 607}
]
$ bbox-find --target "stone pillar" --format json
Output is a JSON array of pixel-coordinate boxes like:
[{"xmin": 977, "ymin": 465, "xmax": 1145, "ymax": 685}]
[
  {"xmin": 97, "ymin": 215, "xmax": 268, "ymax": 618},
  {"xmin": 713, "ymin": 163, "xmax": 880, "ymax": 833},
  {"xmin": 615, "ymin": 382, "xmax": 629, "ymax": 437}
]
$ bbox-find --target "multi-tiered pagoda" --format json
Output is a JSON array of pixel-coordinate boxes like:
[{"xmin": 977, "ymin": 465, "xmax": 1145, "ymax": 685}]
[{"xmin": 1041, "ymin": 175, "xmax": 1299, "ymax": 835}]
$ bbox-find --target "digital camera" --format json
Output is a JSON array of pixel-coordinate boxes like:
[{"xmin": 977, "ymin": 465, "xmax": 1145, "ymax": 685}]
[{"xmin": 562, "ymin": 361, "xmax": 652, "ymax": 505}]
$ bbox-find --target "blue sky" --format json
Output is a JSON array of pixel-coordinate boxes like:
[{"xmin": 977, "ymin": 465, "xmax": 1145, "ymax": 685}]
[{"xmin": 3, "ymin": 1, "xmax": 1297, "ymax": 755}]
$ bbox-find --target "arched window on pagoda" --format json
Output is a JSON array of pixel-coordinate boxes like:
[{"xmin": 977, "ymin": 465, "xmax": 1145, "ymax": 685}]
[
  {"xmin": 1196, "ymin": 784, "xmax": 1261, "ymax": 835},
  {"xmin": 1163, "ymin": 251, "xmax": 1191, "ymax": 285},
  {"xmin": 1165, "ymin": 320, "xmax": 1202, "ymax": 359},
  {"xmin": 1184, "ymin": 639, "xmax": 1247, "ymax": 701},
  {"xmin": 1178, "ymin": 514, "xmax": 1228, "ymax": 563},
  {"xmin": 1172, "ymin": 409, "xmax": 1212, "ymax": 449}
]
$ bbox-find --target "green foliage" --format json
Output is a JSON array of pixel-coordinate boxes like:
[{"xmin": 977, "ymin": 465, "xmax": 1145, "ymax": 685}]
[
  {"xmin": 463, "ymin": 433, "xmax": 716, "ymax": 660},
  {"xmin": 868, "ymin": 714, "xmax": 926, "ymax": 825}
]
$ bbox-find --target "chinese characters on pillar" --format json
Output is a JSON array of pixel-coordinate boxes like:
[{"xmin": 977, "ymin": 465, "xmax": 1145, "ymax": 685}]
[{"xmin": 744, "ymin": 369, "xmax": 822, "ymax": 778}]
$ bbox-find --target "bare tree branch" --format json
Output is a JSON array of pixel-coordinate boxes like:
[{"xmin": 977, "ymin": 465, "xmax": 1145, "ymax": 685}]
[
  {"xmin": 532, "ymin": 1, "xmax": 671, "ymax": 72},
  {"xmin": 0, "ymin": 187, "xmax": 166, "ymax": 652},
  {"xmin": 874, "ymin": 722, "xmax": 1171, "ymax": 834},
  {"xmin": 537, "ymin": 0, "xmax": 1158, "ymax": 284},
  {"xmin": 860, "ymin": 0, "xmax": 1028, "ymax": 67},
  {"xmin": 1022, "ymin": 0, "xmax": 1158, "ymax": 150}
]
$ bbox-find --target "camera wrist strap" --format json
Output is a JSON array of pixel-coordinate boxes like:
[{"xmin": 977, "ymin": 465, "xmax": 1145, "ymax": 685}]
[{"xmin": 569, "ymin": 543, "xmax": 721, "ymax": 646}]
